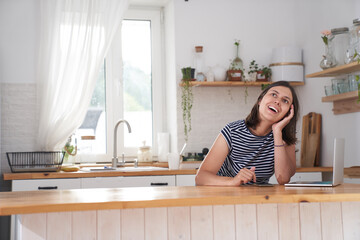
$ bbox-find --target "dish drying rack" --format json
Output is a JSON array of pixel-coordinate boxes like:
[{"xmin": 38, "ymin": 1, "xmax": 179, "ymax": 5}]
[{"xmin": 7, "ymin": 151, "xmax": 64, "ymax": 173}]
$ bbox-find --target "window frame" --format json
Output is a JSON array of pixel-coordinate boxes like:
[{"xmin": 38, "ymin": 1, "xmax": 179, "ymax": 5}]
[{"xmin": 78, "ymin": 7, "xmax": 165, "ymax": 163}]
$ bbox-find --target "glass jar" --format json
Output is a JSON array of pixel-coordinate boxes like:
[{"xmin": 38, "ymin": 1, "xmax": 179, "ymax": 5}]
[
  {"xmin": 137, "ymin": 141, "xmax": 152, "ymax": 162},
  {"xmin": 331, "ymin": 27, "xmax": 350, "ymax": 65},
  {"xmin": 350, "ymin": 18, "xmax": 360, "ymax": 60},
  {"xmin": 194, "ymin": 46, "xmax": 206, "ymax": 81}
]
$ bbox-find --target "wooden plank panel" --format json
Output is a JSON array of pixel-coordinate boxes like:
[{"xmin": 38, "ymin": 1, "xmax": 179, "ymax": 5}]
[
  {"xmin": 342, "ymin": 201, "xmax": 360, "ymax": 240},
  {"xmin": 190, "ymin": 205, "xmax": 213, "ymax": 239},
  {"xmin": 213, "ymin": 205, "xmax": 235, "ymax": 240},
  {"xmin": 145, "ymin": 207, "xmax": 167, "ymax": 240},
  {"xmin": 98, "ymin": 209, "xmax": 121, "ymax": 240},
  {"xmin": 47, "ymin": 212, "xmax": 71, "ymax": 240},
  {"xmin": 320, "ymin": 202, "xmax": 343, "ymax": 240},
  {"xmin": 235, "ymin": 204, "xmax": 257, "ymax": 240},
  {"xmin": 19, "ymin": 213, "xmax": 46, "ymax": 240},
  {"xmin": 257, "ymin": 203, "xmax": 279, "ymax": 240},
  {"xmin": 278, "ymin": 203, "xmax": 300, "ymax": 240},
  {"xmin": 121, "ymin": 208, "xmax": 145, "ymax": 240},
  {"xmin": 299, "ymin": 202, "xmax": 321, "ymax": 240},
  {"xmin": 168, "ymin": 206, "xmax": 191, "ymax": 240},
  {"xmin": 72, "ymin": 211, "xmax": 97, "ymax": 240}
]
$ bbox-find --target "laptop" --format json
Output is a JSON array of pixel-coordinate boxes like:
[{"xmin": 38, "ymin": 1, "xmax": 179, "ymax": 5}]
[{"xmin": 285, "ymin": 138, "xmax": 345, "ymax": 187}]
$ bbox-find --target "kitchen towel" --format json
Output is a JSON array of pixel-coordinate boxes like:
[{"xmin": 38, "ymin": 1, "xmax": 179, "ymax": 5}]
[{"xmin": 157, "ymin": 132, "xmax": 169, "ymax": 162}]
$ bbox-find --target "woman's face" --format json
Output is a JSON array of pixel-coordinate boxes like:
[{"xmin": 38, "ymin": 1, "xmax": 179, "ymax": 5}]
[{"xmin": 258, "ymin": 86, "xmax": 293, "ymax": 123}]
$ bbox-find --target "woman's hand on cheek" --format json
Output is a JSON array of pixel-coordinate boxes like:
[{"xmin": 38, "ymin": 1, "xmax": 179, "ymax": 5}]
[
  {"xmin": 272, "ymin": 104, "xmax": 294, "ymax": 133},
  {"xmin": 234, "ymin": 167, "xmax": 256, "ymax": 185}
]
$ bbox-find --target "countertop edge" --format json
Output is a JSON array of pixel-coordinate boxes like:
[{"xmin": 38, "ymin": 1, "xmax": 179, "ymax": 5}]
[{"xmin": 2, "ymin": 184, "xmax": 360, "ymax": 216}]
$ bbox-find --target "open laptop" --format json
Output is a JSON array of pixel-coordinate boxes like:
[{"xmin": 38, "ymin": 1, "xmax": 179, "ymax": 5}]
[{"xmin": 285, "ymin": 138, "xmax": 345, "ymax": 187}]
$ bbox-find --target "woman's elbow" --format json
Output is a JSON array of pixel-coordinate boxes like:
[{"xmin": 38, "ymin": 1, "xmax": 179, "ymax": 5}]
[
  {"xmin": 195, "ymin": 172, "xmax": 204, "ymax": 186},
  {"xmin": 275, "ymin": 173, "xmax": 293, "ymax": 185}
]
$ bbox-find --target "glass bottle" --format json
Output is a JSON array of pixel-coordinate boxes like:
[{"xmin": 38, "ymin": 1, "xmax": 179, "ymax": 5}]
[
  {"xmin": 331, "ymin": 27, "xmax": 350, "ymax": 65},
  {"xmin": 194, "ymin": 46, "xmax": 206, "ymax": 81},
  {"xmin": 350, "ymin": 18, "xmax": 360, "ymax": 60},
  {"xmin": 231, "ymin": 42, "xmax": 243, "ymax": 70}
]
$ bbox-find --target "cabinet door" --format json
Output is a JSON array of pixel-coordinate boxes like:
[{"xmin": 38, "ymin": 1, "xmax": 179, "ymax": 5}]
[
  {"xmin": 12, "ymin": 179, "xmax": 81, "ymax": 191},
  {"xmin": 176, "ymin": 174, "xmax": 196, "ymax": 186},
  {"xmin": 81, "ymin": 175, "xmax": 176, "ymax": 189}
]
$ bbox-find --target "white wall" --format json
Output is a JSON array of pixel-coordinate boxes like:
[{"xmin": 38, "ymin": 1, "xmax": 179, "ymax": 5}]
[
  {"xmin": 0, "ymin": 0, "xmax": 39, "ymax": 83},
  {"xmin": 174, "ymin": 0, "xmax": 360, "ymax": 167}
]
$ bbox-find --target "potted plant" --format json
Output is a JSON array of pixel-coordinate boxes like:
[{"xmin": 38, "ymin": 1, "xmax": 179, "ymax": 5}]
[
  {"xmin": 181, "ymin": 67, "xmax": 194, "ymax": 142},
  {"xmin": 256, "ymin": 65, "xmax": 272, "ymax": 82},
  {"xmin": 248, "ymin": 60, "xmax": 259, "ymax": 81}
]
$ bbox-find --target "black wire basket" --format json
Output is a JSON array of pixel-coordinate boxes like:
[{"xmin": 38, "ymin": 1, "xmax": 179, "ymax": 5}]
[{"xmin": 7, "ymin": 151, "xmax": 65, "ymax": 173}]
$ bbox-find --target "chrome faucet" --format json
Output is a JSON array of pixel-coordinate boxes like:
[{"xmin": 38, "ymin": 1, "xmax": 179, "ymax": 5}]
[{"xmin": 112, "ymin": 119, "xmax": 137, "ymax": 168}]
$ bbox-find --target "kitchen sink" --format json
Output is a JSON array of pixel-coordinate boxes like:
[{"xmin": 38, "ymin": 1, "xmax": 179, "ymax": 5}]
[{"xmin": 81, "ymin": 166, "xmax": 168, "ymax": 172}]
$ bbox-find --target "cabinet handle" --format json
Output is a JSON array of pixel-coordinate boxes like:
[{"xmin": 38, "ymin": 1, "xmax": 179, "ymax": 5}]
[
  {"xmin": 38, "ymin": 186, "xmax": 58, "ymax": 190},
  {"xmin": 150, "ymin": 182, "xmax": 168, "ymax": 186}
]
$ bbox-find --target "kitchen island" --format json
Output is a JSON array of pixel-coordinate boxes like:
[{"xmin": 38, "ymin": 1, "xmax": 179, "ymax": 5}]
[{"xmin": 1, "ymin": 184, "xmax": 360, "ymax": 240}]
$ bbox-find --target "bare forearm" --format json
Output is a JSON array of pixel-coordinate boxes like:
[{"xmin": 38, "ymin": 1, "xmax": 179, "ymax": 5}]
[
  {"xmin": 273, "ymin": 133, "xmax": 296, "ymax": 184},
  {"xmin": 195, "ymin": 170, "xmax": 236, "ymax": 186}
]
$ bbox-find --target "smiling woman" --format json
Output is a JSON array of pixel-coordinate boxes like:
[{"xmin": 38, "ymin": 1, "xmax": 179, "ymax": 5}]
[{"xmin": 195, "ymin": 81, "xmax": 300, "ymax": 186}]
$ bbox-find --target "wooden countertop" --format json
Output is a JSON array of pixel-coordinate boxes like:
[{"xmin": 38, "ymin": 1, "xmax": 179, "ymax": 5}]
[
  {"xmin": 1, "ymin": 184, "xmax": 360, "ymax": 216},
  {"xmin": 3, "ymin": 166, "xmax": 360, "ymax": 181},
  {"xmin": 3, "ymin": 169, "xmax": 197, "ymax": 180}
]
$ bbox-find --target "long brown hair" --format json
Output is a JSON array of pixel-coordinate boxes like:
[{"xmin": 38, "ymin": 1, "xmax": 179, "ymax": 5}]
[{"xmin": 245, "ymin": 81, "xmax": 299, "ymax": 145}]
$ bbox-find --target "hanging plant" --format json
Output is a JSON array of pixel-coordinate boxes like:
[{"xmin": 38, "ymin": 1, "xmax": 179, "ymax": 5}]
[{"xmin": 181, "ymin": 67, "xmax": 194, "ymax": 142}]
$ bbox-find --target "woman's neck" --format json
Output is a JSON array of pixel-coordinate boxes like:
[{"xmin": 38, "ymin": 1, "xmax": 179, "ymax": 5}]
[{"xmin": 250, "ymin": 121, "xmax": 272, "ymax": 136}]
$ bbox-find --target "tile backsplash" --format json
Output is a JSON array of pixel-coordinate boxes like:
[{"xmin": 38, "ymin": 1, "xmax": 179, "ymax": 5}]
[{"xmin": 1, "ymin": 83, "xmax": 38, "ymax": 190}]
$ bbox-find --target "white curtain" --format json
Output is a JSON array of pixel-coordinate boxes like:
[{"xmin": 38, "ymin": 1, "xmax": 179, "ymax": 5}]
[{"xmin": 37, "ymin": 0, "xmax": 128, "ymax": 150}]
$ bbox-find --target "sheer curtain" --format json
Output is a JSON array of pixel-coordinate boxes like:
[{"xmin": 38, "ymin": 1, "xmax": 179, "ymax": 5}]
[{"xmin": 37, "ymin": 0, "xmax": 128, "ymax": 150}]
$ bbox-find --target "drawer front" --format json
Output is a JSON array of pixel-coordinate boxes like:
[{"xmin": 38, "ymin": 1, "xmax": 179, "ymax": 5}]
[
  {"xmin": 176, "ymin": 174, "xmax": 196, "ymax": 186},
  {"xmin": 12, "ymin": 179, "xmax": 81, "ymax": 191},
  {"xmin": 81, "ymin": 175, "xmax": 176, "ymax": 188}
]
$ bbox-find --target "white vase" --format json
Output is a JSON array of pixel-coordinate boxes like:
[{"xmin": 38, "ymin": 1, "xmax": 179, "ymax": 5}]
[{"xmin": 212, "ymin": 65, "xmax": 227, "ymax": 81}]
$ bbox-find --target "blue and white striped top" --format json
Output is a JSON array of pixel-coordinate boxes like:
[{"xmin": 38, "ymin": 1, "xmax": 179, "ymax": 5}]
[{"xmin": 217, "ymin": 120, "xmax": 274, "ymax": 184}]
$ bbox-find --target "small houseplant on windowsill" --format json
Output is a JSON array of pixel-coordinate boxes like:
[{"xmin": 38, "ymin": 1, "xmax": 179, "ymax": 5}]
[
  {"xmin": 256, "ymin": 65, "xmax": 272, "ymax": 82},
  {"xmin": 181, "ymin": 67, "xmax": 194, "ymax": 142}
]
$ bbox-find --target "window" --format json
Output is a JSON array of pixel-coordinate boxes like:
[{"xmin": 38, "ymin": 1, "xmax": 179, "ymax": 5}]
[{"xmin": 75, "ymin": 8, "xmax": 164, "ymax": 162}]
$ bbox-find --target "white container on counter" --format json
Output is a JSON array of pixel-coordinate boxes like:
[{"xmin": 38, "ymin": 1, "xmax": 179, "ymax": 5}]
[{"xmin": 137, "ymin": 141, "xmax": 152, "ymax": 162}]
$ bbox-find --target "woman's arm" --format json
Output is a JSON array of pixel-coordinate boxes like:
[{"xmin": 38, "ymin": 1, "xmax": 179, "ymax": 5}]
[
  {"xmin": 272, "ymin": 105, "xmax": 296, "ymax": 184},
  {"xmin": 195, "ymin": 134, "xmax": 256, "ymax": 186},
  {"xmin": 273, "ymin": 141, "xmax": 296, "ymax": 184}
]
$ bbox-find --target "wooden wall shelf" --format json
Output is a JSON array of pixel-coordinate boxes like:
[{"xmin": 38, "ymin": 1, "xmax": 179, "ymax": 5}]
[
  {"xmin": 179, "ymin": 81, "xmax": 304, "ymax": 87},
  {"xmin": 307, "ymin": 62, "xmax": 360, "ymax": 115},
  {"xmin": 322, "ymin": 91, "xmax": 360, "ymax": 115},
  {"xmin": 306, "ymin": 62, "xmax": 360, "ymax": 78}
]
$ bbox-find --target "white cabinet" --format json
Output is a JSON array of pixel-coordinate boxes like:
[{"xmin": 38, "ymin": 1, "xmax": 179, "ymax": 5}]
[
  {"xmin": 176, "ymin": 174, "xmax": 196, "ymax": 186},
  {"xmin": 81, "ymin": 175, "xmax": 176, "ymax": 189},
  {"xmin": 12, "ymin": 178, "xmax": 81, "ymax": 191},
  {"xmin": 269, "ymin": 172, "xmax": 322, "ymax": 184}
]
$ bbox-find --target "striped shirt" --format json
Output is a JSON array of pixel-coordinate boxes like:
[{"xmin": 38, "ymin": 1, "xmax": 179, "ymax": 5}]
[{"xmin": 217, "ymin": 120, "xmax": 274, "ymax": 184}]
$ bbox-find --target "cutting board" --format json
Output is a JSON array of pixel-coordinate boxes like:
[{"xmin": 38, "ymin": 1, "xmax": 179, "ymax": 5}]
[{"xmin": 300, "ymin": 112, "xmax": 322, "ymax": 167}]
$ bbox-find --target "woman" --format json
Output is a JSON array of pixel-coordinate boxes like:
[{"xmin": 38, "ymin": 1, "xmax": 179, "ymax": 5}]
[{"xmin": 195, "ymin": 81, "xmax": 299, "ymax": 186}]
